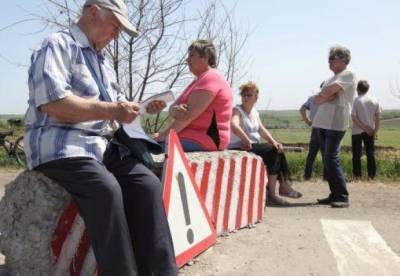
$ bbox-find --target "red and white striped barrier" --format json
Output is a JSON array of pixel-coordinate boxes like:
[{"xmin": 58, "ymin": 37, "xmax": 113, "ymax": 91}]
[
  {"xmin": 50, "ymin": 151, "xmax": 267, "ymax": 275},
  {"xmin": 186, "ymin": 151, "xmax": 267, "ymax": 235},
  {"xmin": 51, "ymin": 201, "xmax": 97, "ymax": 276}
]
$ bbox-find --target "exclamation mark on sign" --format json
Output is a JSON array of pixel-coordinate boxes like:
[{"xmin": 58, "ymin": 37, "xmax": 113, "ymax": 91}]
[{"xmin": 177, "ymin": 172, "xmax": 194, "ymax": 244}]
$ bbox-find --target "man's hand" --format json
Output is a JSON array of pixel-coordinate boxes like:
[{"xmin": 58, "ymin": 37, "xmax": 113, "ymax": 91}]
[
  {"xmin": 364, "ymin": 126, "xmax": 375, "ymax": 137},
  {"xmin": 146, "ymin": 100, "xmax": 166, "ymax": 114},
  {"xmin": 114, "ymin": 101, "xmax": 140, "ymax": 123},
  {"xmin": 170, "ymin": 104, "xmax": 190, "ymax": 121}
]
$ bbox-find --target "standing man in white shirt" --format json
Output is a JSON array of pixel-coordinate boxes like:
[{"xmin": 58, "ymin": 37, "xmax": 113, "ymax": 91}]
[
  {"xmin": 313, "ymin": 46, "xmax": 356, "ymax": 208},
  {"xmin": 351, "ymin": 80, "xmax": 381, "ymax": 179}
]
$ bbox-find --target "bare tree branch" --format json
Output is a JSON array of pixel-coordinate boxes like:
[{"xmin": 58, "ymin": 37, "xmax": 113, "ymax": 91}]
[{"xmin": 4, "ymin": 0, "xmax": 252, "ymax": 131}]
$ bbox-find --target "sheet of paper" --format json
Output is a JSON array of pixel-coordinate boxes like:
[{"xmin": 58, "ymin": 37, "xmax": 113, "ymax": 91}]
[
  {"xmin": 122, "ymin": 116, "xmax": 150, "ymax": 140},
  {"xmin": 139, "ymin": 90, "xmax": 175, "ymax": 114}
]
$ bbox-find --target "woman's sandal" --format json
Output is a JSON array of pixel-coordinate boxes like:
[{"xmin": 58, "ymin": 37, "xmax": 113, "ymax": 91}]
[
  {"xmin": 268, "ymin": 195, "xmax": 290, "ymax": 206},
  {"xmin": 279, "ymin": 189, "xmax": 302, "ymax": 199}
]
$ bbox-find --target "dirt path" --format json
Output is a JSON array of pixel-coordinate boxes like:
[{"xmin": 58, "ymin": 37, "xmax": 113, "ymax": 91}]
[
  {"xmin": 0, "ymin": 170, "xmax": 399, "ymax": 276},
  {"xmin": 0, "ymin": 169, "xmax": 22, "ymax": 198}
]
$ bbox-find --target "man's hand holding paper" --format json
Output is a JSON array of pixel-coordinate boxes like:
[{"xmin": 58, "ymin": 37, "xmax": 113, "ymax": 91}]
[{"xmin": 123, "ymin": 90, "xmax": 175, "ymax": 140}]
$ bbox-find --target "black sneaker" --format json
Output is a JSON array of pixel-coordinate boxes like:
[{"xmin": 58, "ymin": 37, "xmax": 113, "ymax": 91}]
[
  {"xmin": 330, "ymin": 201, "xmax": 349, "ymax": 208},
  {"xmin": 317, "ymin": 197, "xmax": 332, "ymax": 205}
]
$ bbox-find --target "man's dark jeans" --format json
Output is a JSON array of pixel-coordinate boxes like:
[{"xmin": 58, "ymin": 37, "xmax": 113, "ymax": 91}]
[
  {"xmin": 352, "ymin": 132, "xmax": 376, "ymax": 178},
  {"xmin": 318, "ymin": 128, "xmax": 348, "ymax": 202},
  {"xmin": 304, "ymin": 127, "xmax": 320, "ymax": 179}
]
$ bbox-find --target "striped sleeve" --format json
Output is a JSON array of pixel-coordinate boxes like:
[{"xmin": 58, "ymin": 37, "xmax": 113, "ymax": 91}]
[{"xmin": 29, "ymin": 37, "xmax": 74, "ymax": 107}]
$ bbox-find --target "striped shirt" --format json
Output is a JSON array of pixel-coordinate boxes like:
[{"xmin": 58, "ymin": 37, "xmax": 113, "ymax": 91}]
[
  {"xmin": 301, "ymin": 96, "xmax": 318, "ymax": 121},
  {"xmin": 24, "ymin": 24, "xmax": 125, "ymax": 169}
]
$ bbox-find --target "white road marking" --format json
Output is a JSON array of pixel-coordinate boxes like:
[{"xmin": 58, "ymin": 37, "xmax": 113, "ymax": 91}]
[{"xmin": 321, "ymin": 219, "xmax": 400, "ymax": 276}]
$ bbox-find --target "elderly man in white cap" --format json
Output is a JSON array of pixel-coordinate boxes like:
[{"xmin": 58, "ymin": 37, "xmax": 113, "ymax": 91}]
[{"xmin": 23, "ymin": 0, "xmax": 177, "ymax": 275}]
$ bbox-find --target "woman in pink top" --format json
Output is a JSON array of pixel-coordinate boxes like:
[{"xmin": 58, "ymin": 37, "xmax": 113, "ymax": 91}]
[{"xmin": 153, "ymin": 40, "xmax": 233, "ymax": 151}]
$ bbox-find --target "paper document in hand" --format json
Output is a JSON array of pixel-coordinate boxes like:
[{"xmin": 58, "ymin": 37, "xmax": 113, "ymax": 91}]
[
  {"xmin": 122, "ymin": 116, "xmax": 150, "ymax": 140},
  {"xmin": 140, "ymin": 90, "xmax": 175, "ymax": 113}
]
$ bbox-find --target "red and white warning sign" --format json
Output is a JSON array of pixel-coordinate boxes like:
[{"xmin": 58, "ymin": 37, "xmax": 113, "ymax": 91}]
[{"xmin": 162, "ymin": 130, "xmax": 217, "ymax": 267}]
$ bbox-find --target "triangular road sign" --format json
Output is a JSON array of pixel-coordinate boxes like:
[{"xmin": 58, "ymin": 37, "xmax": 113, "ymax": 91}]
[{"xmin": 162, "ymin": 130, "xmax": 217, "ymax": 267}]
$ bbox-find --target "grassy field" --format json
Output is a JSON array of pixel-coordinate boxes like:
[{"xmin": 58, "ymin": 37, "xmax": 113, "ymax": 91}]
[
  {"xmin": 1, "ymin": 111, "xmax": 399, "ymax": 181},
  {"xmin": 269, "ymin": 128, "xmax": 400, "ymax": 149},
  {"xmin": 261, "ymin": 110, "xmax": 400, "ymax": 149},
  {"xmin": 380, "ymin": 117, "xmax": 400, "ymax": 129},
  {"xmin": 260, "ymin": 109, "xmax": 400, "ymax": 128},
  {"xmin": 260, "ymin": 110, "xmax": 400, "ymax": 181},
  {"xmin": 286, "ymin": 151, "xmax": 400, "ymax": 181}
]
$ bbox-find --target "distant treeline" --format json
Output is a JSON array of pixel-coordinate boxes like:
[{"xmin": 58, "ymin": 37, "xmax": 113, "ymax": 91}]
[{"xmin": 381, "ymin": 110, "xmax": 400, "ymax": 120}]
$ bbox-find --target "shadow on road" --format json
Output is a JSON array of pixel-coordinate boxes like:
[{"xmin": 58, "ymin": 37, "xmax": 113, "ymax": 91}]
[{"xmin": 267, "ymin": 202, "xmax": 318, "ymax": 208}]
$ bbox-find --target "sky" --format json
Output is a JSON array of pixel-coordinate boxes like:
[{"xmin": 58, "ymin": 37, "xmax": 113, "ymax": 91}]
[{"xmin": 1, "ymin": 0, "xmax": 400, "ymax": 114}]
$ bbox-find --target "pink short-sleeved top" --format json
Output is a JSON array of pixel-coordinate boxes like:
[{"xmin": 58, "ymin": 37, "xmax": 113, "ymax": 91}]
[{"xmin": 176, "ymin": 68, "xmax": 233, "ymax": 150}]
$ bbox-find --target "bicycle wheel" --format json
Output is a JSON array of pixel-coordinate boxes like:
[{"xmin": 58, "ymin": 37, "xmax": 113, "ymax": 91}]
[{"xmin": 14, "ymin": 136, "xmax": 26, "ymax": 167}]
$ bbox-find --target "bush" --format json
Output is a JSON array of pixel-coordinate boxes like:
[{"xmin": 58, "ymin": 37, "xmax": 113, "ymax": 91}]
[{"xmin": 0, "ymin": 150, "xmax": 22, "ymax": 167}]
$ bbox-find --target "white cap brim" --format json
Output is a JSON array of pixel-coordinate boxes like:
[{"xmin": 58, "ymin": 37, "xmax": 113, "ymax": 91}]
[{"xmin": 112, "ymin": 11, "xmax": 139, "ymax": 37}]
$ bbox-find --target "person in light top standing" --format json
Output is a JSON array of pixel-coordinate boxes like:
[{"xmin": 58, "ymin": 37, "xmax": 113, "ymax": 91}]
[
  {"xmin": 351, "ymin": 80, "xmax": 381, "ymax": 179},
  {"xmin": 313, "ymin": 45, "xmax": 356, "ymax": 208},
  {"xmin": 300, "ymin": 94, "xmax": 319, "ymax": 180}
]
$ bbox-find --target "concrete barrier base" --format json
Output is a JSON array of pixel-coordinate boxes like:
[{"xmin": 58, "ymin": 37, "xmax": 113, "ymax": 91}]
[
  {"xmin": 0, "ymin": 151, "xmax": 267, "ymax": 275},
  {"xmin": 0, "ymin": 171, "xmax": 70, "ymax": 276}
]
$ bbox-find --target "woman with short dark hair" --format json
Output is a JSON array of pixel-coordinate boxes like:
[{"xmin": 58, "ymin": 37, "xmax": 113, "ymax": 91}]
[{"xmin": 153, "ymin": 40, "xmax": 233, "ymax": 151}]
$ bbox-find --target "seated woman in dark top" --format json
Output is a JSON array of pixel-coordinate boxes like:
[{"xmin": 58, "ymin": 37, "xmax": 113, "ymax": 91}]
[{"xmin": 229, "ymin": 81, "xmax": 302, "ymax": 206}]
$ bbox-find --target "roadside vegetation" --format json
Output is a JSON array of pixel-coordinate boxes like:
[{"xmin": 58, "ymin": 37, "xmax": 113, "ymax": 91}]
[
  {"xmin": 0, "ymin": 116, "xmax": 25, "ymax": 168},
  {"xmin": 261, "ymin": 110, "xmax": 400, "ymax": 181},
  {"xmin": 1, "ymin": 111, "xmax": 399, "ymax": 181}
]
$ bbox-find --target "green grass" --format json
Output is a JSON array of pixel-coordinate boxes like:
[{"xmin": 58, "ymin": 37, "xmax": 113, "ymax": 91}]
[
  {"xmin": 286, "ymin": 150, "xmax": 400, "ymax": 181},
  {"xmin": 380, "ymin": 118, "xmax": 400, "ymax": 129},
  {"xmin": 269, "ymin": 128, "xmax": 400, "ymax": 149},
  {"xmin": 0, "ymin": 149, "xmax": 23, "ymax": 168},
  {"xmin": 1, "ymin": 111, "xmax": 399, "ymax": 181}
]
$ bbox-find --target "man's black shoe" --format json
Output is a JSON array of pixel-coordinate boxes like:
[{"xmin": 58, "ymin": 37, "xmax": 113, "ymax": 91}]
[
  {"xmin": 330, "ymin": 201, "xmax": 349, "ymax": 208},
  {"xmin": 316, "ymin": 197, "xmax": 332, "ymax": 205}
]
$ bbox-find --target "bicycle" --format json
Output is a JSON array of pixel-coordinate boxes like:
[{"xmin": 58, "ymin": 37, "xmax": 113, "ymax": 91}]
[{"xmin": 0, "ymin": 130, "xmax": 26, "ymax": 167}]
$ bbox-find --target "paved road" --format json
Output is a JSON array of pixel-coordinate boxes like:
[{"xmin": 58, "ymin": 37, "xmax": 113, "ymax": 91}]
[
  {"xmin": 0, "ymin": 171, "xmax": 399, "ymax": 276},
  {"xmin": 180, "ymin": 181, "xmax": 400, "ymax": 276}
]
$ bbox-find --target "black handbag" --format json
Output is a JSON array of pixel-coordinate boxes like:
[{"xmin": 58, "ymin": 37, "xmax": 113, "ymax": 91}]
[{"xmin": 114, "ymin": 127, "xmax": 162, "ymax": 169}]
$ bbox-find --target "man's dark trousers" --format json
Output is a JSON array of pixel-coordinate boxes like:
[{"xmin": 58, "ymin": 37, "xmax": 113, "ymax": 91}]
[
  {"xmin": 352, "ymin": 132, "xmax": 376, "ymax": 178},
  {"xmin": 304, "ymin": 127, "xmax": 320, "ymax": 179},
  {"xmin": 36, "ymin": 143, "xmax": 177, "ymax": 276},
  {"xmin": 318, "ymin": 128, "xmax": 348, "ymax": 202}
]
